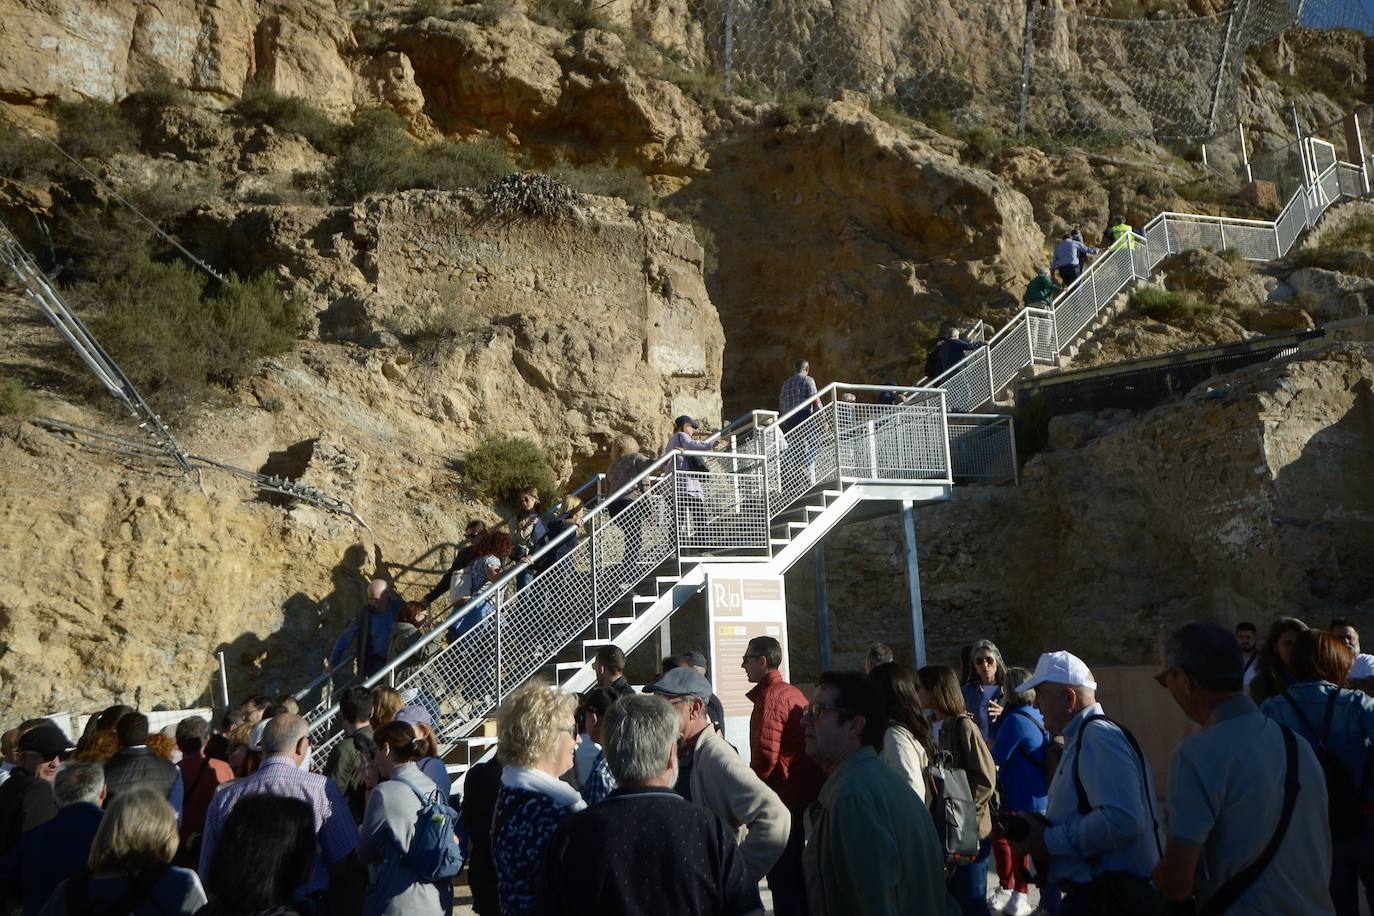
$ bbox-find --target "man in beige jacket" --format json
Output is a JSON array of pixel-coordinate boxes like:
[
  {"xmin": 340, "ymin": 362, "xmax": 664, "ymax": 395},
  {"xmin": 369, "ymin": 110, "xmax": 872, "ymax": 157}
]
[{"xmin": 646, "ymin": 667, "xmax": 790, "ymax": 881}]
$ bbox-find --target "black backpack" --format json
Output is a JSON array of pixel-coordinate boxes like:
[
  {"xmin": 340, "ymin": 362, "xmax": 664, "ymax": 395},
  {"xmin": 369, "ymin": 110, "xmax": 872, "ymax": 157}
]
[
  {"xmin": 1282, "ymin": 689, "xmax": 1366, "ymax": 842},
  {"xmin": 929, "ymin": 720, "xmax": 981, "ymax": 866}
]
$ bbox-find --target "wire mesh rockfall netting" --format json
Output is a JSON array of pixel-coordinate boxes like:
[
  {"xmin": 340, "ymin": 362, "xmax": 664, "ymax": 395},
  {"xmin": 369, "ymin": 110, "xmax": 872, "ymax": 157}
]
[{"xmin": 681, "ymin": 0, "xmax": 1372, "ymax": 141}]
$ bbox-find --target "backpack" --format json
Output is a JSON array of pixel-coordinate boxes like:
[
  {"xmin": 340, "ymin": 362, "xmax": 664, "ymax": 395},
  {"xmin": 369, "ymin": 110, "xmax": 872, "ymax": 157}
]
[
  {"xmin": 393, "ymin": 776, "xmax": 465, "ymax": 882},
  {"xmin": 929, "ymin": 747, "xmax": 980, "ymax": 866},
  {"xmin": 1010, "ymin": 707, "xmax": 1064, "ymax": 789},
  {"xmin": 1282, "ymin": 689, "xmax": 1366, "ymax": 842}
]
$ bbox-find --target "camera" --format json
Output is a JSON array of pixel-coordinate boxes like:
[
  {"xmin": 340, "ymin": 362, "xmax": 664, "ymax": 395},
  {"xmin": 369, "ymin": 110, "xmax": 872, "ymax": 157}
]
[{"xmin": 993, "ymin": 810, "xmax": 1049, "ymax": 842}]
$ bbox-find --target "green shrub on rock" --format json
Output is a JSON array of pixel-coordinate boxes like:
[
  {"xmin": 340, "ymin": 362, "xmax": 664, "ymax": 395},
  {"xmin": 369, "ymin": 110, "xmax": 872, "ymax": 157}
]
[{"xmin": 460, "ymin": 433, "xmax": 559, "ymax": 505}]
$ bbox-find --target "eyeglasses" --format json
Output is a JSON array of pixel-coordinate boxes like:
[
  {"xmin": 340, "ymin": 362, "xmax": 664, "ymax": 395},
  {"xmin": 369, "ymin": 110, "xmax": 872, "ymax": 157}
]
[
  {"xmin": 973, "ymin": 657, "xmax": 997, "ymax": 667},
  {"xmin": 802, "ymin": 701, "xmax": 849, "ymax": 720}
]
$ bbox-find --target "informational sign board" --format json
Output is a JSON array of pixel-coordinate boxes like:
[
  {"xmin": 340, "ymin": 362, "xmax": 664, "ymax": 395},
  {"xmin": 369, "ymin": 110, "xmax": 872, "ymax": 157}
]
[{"xmin": 706, "ymin": 573, "xmax": 789, "ymax": 766}]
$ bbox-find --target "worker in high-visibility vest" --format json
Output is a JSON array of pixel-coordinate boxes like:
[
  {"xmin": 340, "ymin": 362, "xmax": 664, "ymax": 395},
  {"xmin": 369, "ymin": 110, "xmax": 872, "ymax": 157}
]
[{"xmin": 1102, "ymin": 215, "xmax": 1135, "ymax": 250}]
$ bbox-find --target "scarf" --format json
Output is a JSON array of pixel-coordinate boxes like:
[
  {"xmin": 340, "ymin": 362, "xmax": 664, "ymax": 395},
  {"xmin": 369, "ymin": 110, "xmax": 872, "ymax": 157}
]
[{"xmin": 501, "ymin": 765, "xmax": 587, "ymax": 812}]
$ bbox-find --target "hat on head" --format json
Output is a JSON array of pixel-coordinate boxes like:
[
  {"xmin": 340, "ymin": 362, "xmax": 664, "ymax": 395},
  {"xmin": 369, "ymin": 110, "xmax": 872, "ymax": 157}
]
[
  {"xmin": 18, "ymin": 725, "xmax": 74, "ymax": 759},
  {"xmin": 1020, "ymin": 650, "xmax": 1098, "ymax": 693},
  {"xmin": 681, "ymin": 650, "xmax": 708, "ymax": 671},
  {"xmin": 395, "ymin": 705, "xmax": 433, "ymax": 729},
  {"xmin": 645, "ymin": 667, "xmax": 712, "ymax": 701},
  {"xmin": 482, "ymin": 556, "xmax": 500, "ymax": 570},
  {"xmin": 1352, "ymin": 654, "xmax": 1374, "ymax": 681},
  {"xmin": 674, "ymin": 415, "xmax": 698, "ymax": 430}
]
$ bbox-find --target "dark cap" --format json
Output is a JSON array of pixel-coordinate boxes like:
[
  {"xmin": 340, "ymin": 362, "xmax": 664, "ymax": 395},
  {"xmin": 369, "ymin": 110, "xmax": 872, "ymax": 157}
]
[
  {"xmin": 18, "ymin": 725, "xmax": 75, "ymax": 759},
  {"xmin": 673, "ymin": 415, "xmax": 698, "ymax": 430},
  {"xmin": 645, "ymin": 667, "xmax": 712, "ymax": 700},
  {"xmin": 681, "ymin": 650, "xmax": 708, "ymax": 671}
]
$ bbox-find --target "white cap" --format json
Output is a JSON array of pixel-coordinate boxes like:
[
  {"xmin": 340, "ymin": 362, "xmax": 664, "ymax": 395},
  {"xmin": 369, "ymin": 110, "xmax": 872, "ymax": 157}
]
[
  {"xmin": 1020, "ymin": 650, "xmax": 1098, "ymax": 692},
  {"xmin": 1351, "ymin": 654, "xmax": 1374, "ymax": 681}
]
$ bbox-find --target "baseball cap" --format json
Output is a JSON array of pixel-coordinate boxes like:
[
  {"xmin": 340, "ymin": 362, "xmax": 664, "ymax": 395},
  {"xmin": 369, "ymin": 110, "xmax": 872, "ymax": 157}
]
[
  {"xmin": 18, "ymin": 725, "xmax": 75, "ymax": 760},
  {"xmin": 673, "ymin": 415, "xmax": 698, "ymax": 429},
  {"xmin": 645, "ymin": 667, "xmax": 712, "ymax": 700},
  {"xmin": 681, "ymin": 650, "xmax": 708, "ymax": 671},
  {"xmin": 1352, "ymin": 654, "xmax": 1374, "ymax": 681},
  {"xmin": 395, "ymin": 705, "xmax": 433, "ymax": 729},
  {"xmin": 1020, "ymin": 650, "xmax": 1098, "ymax": 692}
]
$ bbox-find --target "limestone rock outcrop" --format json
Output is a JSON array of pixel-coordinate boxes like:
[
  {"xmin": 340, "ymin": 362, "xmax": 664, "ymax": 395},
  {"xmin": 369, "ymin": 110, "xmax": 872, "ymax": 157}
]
[{"xmin": 675, "ymin": 98, "xmax": 1045, "ymax": 411}]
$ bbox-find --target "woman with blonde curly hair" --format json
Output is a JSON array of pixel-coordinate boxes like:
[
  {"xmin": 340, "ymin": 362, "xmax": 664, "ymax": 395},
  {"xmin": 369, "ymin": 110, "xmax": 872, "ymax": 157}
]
[
  {"xmin": 491, "ymin": 682, "xmax": 584, "ymax": 916},
  {"xmin": 40, "ymin": 788, "xmax": 206, "ymax": 914}
]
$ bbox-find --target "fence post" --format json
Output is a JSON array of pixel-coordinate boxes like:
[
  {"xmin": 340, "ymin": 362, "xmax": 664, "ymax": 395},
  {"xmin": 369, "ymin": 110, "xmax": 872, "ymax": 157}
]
[
  {"xmin": 1219, "ymin": 220, "xmax": 1227, "ymax": 253},
  {"xmin": 494, "ymin": 587, "xmax": 503, "ymax": 709},
  {"xmin": 216, "ymin": 651, "xmax": 230, "ymax": 711},
  {"xmin": 983, "ymin": 347, "xmax": 995, "ymax": 407},
  {"xmin": 723, "ymin": 0, "xmax": 736, "ymax": 95},
  {"xmin": 589, "ymin": 516, "xmax": 601, "ymax": 629},
  {"xmin": 1017, "ymin": 0, "xmax": 1035, "ymax": 140},
  {"xmin": 1239, "ymin": 116, "xmax": 1252, "ymax": 184},
  {"xmin": 831, "ymin": 394, "xmax": 843, "ymax": 483}
]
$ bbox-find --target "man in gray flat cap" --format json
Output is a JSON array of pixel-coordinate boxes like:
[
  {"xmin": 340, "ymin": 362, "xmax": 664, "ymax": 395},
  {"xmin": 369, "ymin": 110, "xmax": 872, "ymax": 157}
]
[{"xmin": 646, "ymin": 667, "xmax": 789, "ymax": 882}]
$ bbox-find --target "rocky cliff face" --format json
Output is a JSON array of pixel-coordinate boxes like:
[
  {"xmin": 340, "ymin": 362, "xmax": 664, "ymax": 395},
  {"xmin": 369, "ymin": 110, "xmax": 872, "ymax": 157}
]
[
  {"xmin": 783, "ymin": 341, "xmax": 1374, "ymax": 673},
  {"xmin": 0, "ymin": 190, "xmax": 722, "ymax": 719}
]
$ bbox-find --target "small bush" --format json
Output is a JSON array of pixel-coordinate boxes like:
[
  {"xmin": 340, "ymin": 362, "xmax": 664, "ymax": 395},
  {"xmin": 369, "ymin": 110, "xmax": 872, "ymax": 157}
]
[
  {"xmin": 0, "ymin": 131, "xmax": 64, "ymax": 181},
  {"xmin": 960, "ymin": 125, "xmax": 1006, "ymax": 166},
  {"xmin": 73, "ymin": 253, "xmax": 304, "ymax": 411},
  {"xmin": 0, "ymin": 377, "xmax": 36, "ymax": 417},
  {"xmin": 870, "ymin": 97, "xmax": 918, "ymax": 132},
  {"xmin": 232, "ymin": 85, "xmax": 341, "ymax": 153},
  {"xmin": 548, "ymin": 156, "xmax": 653, "ymax": 208},
  {"xmin": 55, "ymin": 99, "xmax": 138, "ymax": 160},
  {"xmin": 461, "ymin": 433, "xmax": 559, "ymax": 505},
  {"xmin": 1293, "ymin": 215, "xmax": 1374, "ymax": 275},
  {"xmin": 527, "ymin": 0, "xmax": 612, "ymax": 31},
  {"xmin": 329, "ymin": 110, "xmax": 513, "ymax": 201},
  {"xmin": 452, "ymin": 0, "xmax": 515, "ymax": 24},
  {"xmin": 122, "ymin": 75, "xmax": 193, "ymax": 131},
  {"xmin": 1131, "ymin": 286, "xmax": 1215, "ymax": 322},
  {"xmin": 771, "ymin": 90, "xmax": 829, "ymax": 127}
]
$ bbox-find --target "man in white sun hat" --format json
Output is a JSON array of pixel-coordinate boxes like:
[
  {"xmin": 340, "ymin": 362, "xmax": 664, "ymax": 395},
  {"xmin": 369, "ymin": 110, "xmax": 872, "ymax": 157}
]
[{"xmin": 1009, "ymin": 650, "xmax": 1162, "ymax": 916}]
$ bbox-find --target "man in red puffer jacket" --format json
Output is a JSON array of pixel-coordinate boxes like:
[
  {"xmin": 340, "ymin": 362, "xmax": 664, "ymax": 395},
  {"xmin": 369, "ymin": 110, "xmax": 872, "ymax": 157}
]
[{"xmin": 744, "ymin": 636, "xmax": 825, "ymax": 916}]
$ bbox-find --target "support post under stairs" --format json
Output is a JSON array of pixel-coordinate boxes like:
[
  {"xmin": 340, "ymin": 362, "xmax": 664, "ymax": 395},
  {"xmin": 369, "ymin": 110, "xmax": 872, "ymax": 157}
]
[
  {"xmin": 899, "ymin": 500, "xmax": 927, "ymax": 669},
  {"xmin": 814, "ymin": 542, "xmax": 832, "ymax": 672}
]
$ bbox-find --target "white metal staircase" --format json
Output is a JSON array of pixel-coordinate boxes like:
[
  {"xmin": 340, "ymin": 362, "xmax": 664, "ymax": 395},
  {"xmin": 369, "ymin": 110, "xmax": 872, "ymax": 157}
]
[
  {"xmin": 927, "ymin": 136, "xmax": 1367, "ymax": 412},
  {"xmin": 304, "ymin": 140, "xmax": 1368, "ymax": 770},
  {"xmin": 304, "ymin": 384, "xmax": 1015, "ymax": 766}
]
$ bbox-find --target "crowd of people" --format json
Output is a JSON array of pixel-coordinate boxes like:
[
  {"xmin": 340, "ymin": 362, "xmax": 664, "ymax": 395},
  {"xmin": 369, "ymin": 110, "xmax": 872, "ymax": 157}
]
[{"xmin": 3, "ymin": 612, "xmax": 1371, "ymax": 915}]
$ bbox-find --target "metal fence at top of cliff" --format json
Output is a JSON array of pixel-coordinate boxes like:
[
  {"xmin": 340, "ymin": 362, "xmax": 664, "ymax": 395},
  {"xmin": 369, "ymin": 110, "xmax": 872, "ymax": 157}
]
[{"xmin": 686, "ymin": 0, "xmax": 1374, "ymax": 142}]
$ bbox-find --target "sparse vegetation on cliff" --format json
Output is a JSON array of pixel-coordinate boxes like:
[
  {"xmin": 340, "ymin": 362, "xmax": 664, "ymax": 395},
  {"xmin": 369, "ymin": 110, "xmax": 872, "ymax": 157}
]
[{"xmin": 460, "ymin": 433, "xmax": 560, "ymax": 504}]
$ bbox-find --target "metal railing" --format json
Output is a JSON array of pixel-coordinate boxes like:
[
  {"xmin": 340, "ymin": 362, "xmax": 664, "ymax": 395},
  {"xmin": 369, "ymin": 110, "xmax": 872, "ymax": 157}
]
[
  {"xmin": 924, "ymin": 142, "xmax": 1367, "ymax": 414},
  {"xmin": 305, "ymin": 382, "xmax": 961, "ymax": 764}
]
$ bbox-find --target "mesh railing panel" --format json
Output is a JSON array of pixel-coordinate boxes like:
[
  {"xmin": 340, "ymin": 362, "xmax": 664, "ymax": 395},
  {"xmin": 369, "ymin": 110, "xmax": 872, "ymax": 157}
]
[
  {"xmin": 938, "ymin": 352, "xmax": 991, "ymax": 413},
  {"xmin": 1053, "ymin": 279, "xmax": 1098, "ymax": 346},
  {"xmin": 765, "ymin": 404, "xmax": 840, "ymax": 512},
  {"xmin": 988, "ymin": 319, "xmax": 1032, "ymax": 393},
  {"xmin": 1028, "ymin": 313, "xmax": 1056, "ymax": 363},
  {"xmin": 1339, "ymin": 163, "xmax": 1364, "ymax": 198},
  {"xmin": 837, "ymin": 399, "xmax": 949, "ymax": 480},
  {"xmin": 1092, "ymin": 244, "xmax": 1134, "ymax": 303},
  {"xmin": 949, "ymin": 420, "xmax": 1016, "ymax": 483},
  {"xmin": 1144, "ymin": 220, "xmax": 1171, "ymax": 270},
  {"xmin": 676, "ymin": 466, "xmax": 770, "ymax": 554}
]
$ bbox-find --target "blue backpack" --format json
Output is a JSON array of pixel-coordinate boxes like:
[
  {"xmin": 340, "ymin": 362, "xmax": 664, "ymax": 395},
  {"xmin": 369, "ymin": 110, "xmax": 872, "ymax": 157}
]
[{"xmin": 393, "ymin": 777, "xmax": 465, "ymax": 882}]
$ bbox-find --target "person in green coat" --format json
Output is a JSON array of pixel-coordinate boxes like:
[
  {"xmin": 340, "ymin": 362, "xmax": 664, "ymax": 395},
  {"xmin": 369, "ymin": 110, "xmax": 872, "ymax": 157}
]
[
  {"xmin": 801, "ymin": 671, "xmax": 958, "ymax": 916},
  {"xmin": 1023, "ymin": 267, "xmax": 1060, "ymax": 306}
]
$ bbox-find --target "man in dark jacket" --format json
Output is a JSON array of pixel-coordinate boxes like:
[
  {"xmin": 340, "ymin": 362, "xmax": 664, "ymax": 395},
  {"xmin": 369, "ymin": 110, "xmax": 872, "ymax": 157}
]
[
  {"xmin": 422, "ymin": 519, "xmax": 487, "ymax": 608},
  {"xmin": 0, "ymin": 760, "xmax": 105, "ymax": 915},
  {"xmin": 0, "ymin": 722, "xmax": 67, "ymax": 855},
  {"xmin": 102, "ymin": 712, "xmax": 183, "ymax": 823},
  {"xmin": 595, "ymin": 646, "xmax": 636, "ymax": 699}
]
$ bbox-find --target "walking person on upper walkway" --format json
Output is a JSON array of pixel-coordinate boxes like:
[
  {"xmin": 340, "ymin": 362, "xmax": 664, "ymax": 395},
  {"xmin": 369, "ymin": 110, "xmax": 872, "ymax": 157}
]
[
  {"xmin": 779, "ymin": 359, "xmax": 820, "ymax": 433},
  {"xmin": 1051, "ymin": 232, "xmax": 1098, "ymax": 287}
]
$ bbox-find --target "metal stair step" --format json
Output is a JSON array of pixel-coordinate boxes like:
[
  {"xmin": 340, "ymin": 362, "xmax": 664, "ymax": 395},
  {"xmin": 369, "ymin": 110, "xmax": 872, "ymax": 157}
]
[
  {"xmin": 607, "ymin": 616, "xmax": 636, "ymax": 626},
  {"xmin": 632, "ymin": 595, "xmax": 658, "ymax": 606},
  {"xmin": 582, "ymin": 638, "xmax": 614, "ymax": 648}
]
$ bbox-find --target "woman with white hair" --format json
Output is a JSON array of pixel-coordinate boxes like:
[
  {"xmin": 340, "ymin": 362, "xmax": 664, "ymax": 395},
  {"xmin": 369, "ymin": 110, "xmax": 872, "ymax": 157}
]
[
  {"xmin": 491, "ymin": 682, "xmax": 585, "ymax": 916},
  {"xmin": 40, "ymin": 787, "xmax": 206, "ymax": 915}
]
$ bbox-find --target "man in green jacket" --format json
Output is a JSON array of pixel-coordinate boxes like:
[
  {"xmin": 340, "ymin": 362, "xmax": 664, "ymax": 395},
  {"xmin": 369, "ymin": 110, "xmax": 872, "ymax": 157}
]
[
  {"xmin": 802, "ymin": 671, "xmax": 957, "ymax": 916},
  {"xmin": 1023, "ymin": 267, "xmax": 1060, "ymax": 306}
]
